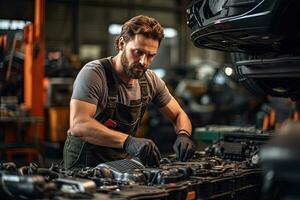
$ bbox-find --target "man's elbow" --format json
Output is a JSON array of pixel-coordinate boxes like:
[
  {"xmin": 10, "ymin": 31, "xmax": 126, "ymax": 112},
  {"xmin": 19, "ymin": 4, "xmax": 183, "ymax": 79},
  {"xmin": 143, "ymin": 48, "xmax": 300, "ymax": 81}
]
[{"xmin": 69, "ymin": 118, "xmax": 88, "ymax": 137}]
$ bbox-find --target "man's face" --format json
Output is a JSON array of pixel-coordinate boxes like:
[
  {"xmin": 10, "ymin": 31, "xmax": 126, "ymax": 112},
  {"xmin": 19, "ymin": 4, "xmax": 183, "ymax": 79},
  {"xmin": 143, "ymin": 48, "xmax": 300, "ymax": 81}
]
[{"xmin": 120, "ymin": 34, "xmax": 159, "ymax": 79}]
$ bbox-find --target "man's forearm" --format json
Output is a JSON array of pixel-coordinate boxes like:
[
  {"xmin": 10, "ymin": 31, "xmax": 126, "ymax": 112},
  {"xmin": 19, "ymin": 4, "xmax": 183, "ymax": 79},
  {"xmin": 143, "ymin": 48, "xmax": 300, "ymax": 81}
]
[
  {"xmin": 174, "ymin": 112, "xmax": 192, "ymax": 136},
  {"xmin": 69, "ymin": 117, "xmax": 128, "ymax": 148}
]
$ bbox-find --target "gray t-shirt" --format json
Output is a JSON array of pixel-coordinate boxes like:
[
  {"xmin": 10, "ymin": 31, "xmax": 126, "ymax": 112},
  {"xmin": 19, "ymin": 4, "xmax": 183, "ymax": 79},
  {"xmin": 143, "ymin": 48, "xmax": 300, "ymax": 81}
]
[{"xmin": 71, "ymin": 57, "xmax": 172, "ymax": 118}]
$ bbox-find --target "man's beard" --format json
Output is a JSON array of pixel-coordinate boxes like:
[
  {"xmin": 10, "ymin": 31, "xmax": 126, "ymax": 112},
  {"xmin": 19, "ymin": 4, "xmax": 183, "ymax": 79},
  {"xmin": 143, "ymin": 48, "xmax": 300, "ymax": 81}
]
[{"xmin": 121, "ymin": 51, "xmax": 147, "ymax": 79}]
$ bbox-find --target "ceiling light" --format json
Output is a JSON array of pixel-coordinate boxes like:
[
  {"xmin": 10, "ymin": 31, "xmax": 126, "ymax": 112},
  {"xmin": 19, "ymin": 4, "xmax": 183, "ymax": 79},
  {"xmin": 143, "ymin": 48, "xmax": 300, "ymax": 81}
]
[{"xmin": 224, "ymin": 66, "xmax": 233, "ymax": 76}]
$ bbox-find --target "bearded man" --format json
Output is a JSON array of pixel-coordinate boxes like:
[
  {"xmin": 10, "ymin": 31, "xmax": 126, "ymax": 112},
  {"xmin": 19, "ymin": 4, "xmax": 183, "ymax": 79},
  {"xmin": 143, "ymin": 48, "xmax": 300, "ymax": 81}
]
[{"xmin": 63, "ymin": 15, "xmax": 195, "ymax": 169}]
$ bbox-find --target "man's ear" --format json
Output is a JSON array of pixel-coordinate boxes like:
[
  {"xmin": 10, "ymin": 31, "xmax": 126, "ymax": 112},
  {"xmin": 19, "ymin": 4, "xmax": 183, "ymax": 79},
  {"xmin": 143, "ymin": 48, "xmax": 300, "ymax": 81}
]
[{"xmin": 119, "ymin": 37, "xmax": 125, "ymax": 51}]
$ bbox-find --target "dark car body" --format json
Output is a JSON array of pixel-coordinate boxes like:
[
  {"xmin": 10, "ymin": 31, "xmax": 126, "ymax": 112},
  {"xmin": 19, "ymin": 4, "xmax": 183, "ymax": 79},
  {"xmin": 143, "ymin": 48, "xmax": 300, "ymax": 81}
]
[{"xmin": 187, "ymin": 0, "xmax": 300, "ymax": 99}]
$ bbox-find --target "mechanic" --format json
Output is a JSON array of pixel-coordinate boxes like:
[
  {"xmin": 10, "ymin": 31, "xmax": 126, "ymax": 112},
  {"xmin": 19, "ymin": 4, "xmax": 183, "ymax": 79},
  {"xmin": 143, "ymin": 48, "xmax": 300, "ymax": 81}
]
[{"xmin": 63, "ymin": 15, "xmax": 195, "ymax": 169}]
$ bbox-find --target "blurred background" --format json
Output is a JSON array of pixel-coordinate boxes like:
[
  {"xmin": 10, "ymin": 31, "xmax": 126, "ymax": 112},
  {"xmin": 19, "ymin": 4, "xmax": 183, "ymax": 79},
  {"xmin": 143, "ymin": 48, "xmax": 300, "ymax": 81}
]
[{"xmin": 0, "ymin": 0, "xmax": 298, "ymax": 167}]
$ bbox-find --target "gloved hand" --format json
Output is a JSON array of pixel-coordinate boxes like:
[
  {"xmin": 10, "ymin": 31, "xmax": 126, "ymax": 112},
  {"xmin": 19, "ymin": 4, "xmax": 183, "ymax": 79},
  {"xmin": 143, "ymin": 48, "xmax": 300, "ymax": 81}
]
[
  {"xmin": 123, "ymin": 136, "xmax": 161, "ymax": 167},
  {"xmin": 173, "ymin": 133, "xmax": 195, "ymax": 161}
]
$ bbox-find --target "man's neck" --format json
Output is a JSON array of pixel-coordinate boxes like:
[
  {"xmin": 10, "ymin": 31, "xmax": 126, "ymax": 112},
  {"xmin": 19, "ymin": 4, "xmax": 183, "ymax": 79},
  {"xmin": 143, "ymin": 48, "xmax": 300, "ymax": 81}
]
[{"xmin": 111, "ymin": 54, "xmax": 134, "ymax": 84}]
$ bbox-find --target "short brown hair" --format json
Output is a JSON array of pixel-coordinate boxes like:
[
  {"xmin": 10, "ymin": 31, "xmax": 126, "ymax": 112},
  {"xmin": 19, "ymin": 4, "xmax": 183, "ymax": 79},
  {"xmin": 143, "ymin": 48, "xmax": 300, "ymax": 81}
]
[{"xmin": 115, "ymin": 15, "xmax": 164, "ymax": 51}]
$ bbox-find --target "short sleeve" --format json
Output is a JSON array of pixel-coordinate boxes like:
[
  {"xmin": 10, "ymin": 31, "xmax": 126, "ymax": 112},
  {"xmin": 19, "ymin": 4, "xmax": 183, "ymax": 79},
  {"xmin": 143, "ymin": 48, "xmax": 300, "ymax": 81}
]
[
  {"xmin": 71, "ymin": 62, "xmax": 104, "ymax": 105},
  {"xmin": 147, "ymin": 70, "xmax": 172, "ymax": 108}
]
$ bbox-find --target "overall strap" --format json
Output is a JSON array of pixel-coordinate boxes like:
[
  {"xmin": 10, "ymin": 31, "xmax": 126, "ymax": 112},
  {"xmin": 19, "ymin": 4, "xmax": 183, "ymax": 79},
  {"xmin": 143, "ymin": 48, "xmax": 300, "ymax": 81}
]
[
  {"xmin": 138, "ymin": 74, "xmax": 149, "ymax": 106},
  {"xmin": 99, "ymin": 58, "xmax": 118, "ymax": 119}
]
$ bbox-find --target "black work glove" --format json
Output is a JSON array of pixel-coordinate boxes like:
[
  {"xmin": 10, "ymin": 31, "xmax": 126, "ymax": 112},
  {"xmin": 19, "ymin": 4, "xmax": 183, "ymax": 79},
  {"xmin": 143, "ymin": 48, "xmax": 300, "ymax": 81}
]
[
  {"xmin": 173, "ymin": 133, "xmax": 195, "ymax": 161},
  {"xmin": 123, "ymin": 136, "xmax": 161, "ymax": 167}
]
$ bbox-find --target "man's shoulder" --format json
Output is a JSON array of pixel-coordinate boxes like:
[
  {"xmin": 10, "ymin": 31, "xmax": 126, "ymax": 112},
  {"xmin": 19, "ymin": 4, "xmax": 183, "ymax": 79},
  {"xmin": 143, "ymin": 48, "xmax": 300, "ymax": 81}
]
[
  {"xmin": 144, "ymin": 69, "xmax": 164, "ymax": 84},
  {"xmin": 75, "ymin": 59, "xmax": 109, "ymax": 82},
  {"xmin": 83, "ymin": 59, "xmax": 105, "ymax": 70},
  {"xmin": 80, "ymin": 58, "xmax": 110, "ymax": 76}
]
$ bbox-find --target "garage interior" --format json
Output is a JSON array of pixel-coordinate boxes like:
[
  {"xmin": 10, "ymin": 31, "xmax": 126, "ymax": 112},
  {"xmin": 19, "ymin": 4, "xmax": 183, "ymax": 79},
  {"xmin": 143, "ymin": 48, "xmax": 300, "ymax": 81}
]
[{"xmin": 1, "ymin": 0, "xmax": 300, "ymax": 199}]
